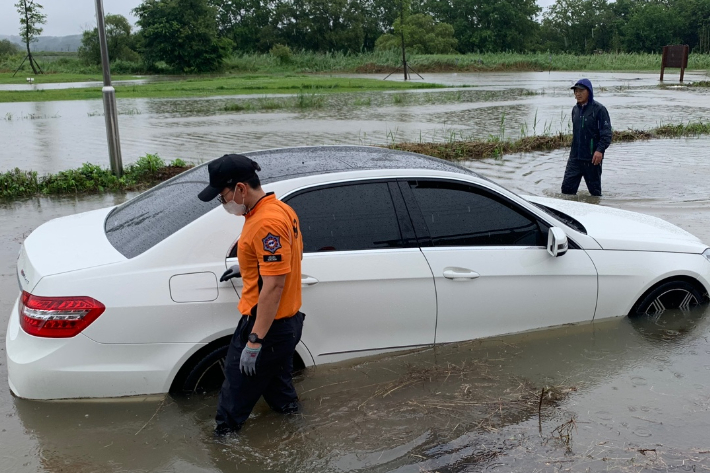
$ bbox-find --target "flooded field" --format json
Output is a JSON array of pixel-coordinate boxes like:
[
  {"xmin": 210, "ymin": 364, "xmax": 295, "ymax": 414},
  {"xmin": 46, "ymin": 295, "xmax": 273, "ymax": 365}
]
[
  {"xmin": 1, "ymin": 71, "xmax": 710, "ymax": 472},
  {"xmin": 1, "ymin": 71, "xmax": 709, "ymax": 173}
]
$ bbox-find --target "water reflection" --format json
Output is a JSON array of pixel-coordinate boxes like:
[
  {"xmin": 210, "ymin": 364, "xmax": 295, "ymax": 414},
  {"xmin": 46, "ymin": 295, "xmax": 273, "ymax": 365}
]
[{"xmin": 629, "ymin": 306, "xmax": 710, "ymax": 343}]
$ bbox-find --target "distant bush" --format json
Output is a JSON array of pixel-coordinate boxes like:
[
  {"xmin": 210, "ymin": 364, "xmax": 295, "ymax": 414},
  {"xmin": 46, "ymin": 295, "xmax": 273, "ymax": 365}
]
[
  {"xmin": 270, "ymin": 44, "xmax": 293, "ymax": 64},
  {"xmin": 0, "ymin": 39, "xmax": 21, "ymax": 58}
]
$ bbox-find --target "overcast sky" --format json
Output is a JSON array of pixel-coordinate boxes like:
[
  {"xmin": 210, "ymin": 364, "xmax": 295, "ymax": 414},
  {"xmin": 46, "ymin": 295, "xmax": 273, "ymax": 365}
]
[{"xmin": 1, "ymin": 0, "xmax": 557, "ymax": 37}]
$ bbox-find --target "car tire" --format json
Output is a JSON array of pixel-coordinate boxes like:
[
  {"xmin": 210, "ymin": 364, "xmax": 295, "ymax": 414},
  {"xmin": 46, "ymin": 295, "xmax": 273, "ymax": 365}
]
[
  {"xmin": 173, "ymin": 344, "xmax": 307, "ymax": 396},
  {"xmin": 177, "ymin": 345, "xmax": 229, "ymax": 395},
  {"xmin": 631, "ymin": 280, "xmax": 705, "ymax": 317}
]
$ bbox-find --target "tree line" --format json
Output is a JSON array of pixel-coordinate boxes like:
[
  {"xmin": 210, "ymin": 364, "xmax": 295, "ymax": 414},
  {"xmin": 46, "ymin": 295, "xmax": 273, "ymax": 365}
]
[{"xmin": 5, "ymin": 0, "xmax": 710, "ymax": 73}]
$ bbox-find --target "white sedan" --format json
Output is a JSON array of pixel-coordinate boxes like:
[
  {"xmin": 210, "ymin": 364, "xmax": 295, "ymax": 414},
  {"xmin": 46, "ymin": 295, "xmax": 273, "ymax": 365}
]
[{"xmin": 7, "ymin": 146, "xmax": 710, "ymax": 400}]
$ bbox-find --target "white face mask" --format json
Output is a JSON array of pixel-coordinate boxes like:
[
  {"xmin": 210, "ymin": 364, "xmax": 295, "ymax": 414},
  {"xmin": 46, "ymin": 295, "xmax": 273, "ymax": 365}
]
[
  {"xmin": 223, "ymin": 200, "xmax": 247, "ymax": 216},
  {"xmin": 222, "ymin": 189, "xmax": 247, "ymax": 216}
]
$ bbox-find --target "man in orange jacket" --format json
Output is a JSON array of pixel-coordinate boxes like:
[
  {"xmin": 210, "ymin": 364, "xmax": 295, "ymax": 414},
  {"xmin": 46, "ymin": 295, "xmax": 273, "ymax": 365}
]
[{"xmin": 198, "ymin": 153, "xmax": 304, "ymax": 435}]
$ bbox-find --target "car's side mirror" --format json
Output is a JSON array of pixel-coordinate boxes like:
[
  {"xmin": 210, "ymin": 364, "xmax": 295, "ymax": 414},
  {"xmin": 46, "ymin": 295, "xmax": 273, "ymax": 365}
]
[{"xmin": 547, "ymin": 227, "xmax": 568, "ymax": 257}]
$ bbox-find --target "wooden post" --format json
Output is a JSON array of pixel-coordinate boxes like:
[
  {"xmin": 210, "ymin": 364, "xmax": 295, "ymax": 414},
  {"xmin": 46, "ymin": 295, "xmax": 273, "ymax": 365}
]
[
  {"xmin": 680, "ymin": 44, "xmax": 688, "ymax": 82},
  {"xmin": 660, "ymin": 47, "xmax": 667, "ymax": 81}
]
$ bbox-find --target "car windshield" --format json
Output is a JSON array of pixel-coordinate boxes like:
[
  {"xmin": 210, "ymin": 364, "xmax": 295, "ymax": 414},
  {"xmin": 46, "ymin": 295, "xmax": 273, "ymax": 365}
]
[
  {"xmin": 105, "ymin": 164, "xmax": 219, "ymax": 258},
  {"xmin": 531, "ymin": 202, "xmax": 587, "ymax": 234}
]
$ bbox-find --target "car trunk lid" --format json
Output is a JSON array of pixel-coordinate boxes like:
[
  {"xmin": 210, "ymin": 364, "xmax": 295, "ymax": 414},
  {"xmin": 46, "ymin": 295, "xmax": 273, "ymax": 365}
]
[{"xmin": 20, "ymin": 207, "xmax": 126, "ymax": 289}]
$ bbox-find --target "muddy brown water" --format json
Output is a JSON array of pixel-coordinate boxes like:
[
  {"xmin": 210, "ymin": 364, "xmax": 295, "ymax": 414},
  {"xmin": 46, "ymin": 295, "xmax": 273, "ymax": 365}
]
[{"xmin": 2, "ymin": 72, "xmax": 710, "ymax": 471}]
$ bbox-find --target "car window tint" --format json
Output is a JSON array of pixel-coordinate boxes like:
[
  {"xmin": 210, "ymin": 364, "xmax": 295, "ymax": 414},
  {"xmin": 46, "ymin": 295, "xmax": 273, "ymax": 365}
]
[
  {"xmin": 286, "ymin": 183, "xmax": 403, "ymax": 252},
  {"xmin": 409, "ymin": 180, "xmax": 541, "ymax": 247},
  {"xmin": 105, "ymin": 165, "xmax": 219, "ymax": 258}
]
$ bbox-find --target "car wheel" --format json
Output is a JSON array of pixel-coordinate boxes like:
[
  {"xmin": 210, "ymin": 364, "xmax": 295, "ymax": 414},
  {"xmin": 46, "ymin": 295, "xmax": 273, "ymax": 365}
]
[
  {"xmin": 178, "ymin": 345, "xmax": 229, "ymax": 395},
  {"xmin": 632, "ymin": 280, "xmax": 705, "ymax": 317}
]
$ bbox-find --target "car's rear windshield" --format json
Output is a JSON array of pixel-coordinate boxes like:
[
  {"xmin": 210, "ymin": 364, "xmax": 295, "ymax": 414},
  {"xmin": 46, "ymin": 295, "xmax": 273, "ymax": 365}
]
[
  {"xmin": 532, "ymin": 203, "xmax": 588, "ymax": 234},
  {"xmin": 105, "ymin": 164, "xmax": 219, "ymax": 258}
]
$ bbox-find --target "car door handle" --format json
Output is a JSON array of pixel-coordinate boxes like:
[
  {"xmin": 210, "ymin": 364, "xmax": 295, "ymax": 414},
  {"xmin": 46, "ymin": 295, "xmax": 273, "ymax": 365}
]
[
  {"xmin": 301, "ymin": 276, "xmax": 319, "ymax": 286},
  {"xmin": 443, "ymin": 269, "xmax": 480, "ymax": 280}
]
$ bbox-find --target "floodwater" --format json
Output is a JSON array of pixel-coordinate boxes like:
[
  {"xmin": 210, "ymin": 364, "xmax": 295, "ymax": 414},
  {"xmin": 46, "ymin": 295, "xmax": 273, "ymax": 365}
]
[
  {"xmin": 1, "ymin": 71, "xmax": 710, "ymax": 173},
  {"xmin": 2, "ymin": 72, "xmax": 710, "ymax": 471}
]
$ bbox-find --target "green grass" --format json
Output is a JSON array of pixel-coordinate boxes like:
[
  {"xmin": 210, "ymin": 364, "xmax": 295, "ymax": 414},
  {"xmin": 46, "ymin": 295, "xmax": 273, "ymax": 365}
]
[
  {"xmin": 0, "ymin": 74, "xmax": 444, "ymax": 103},
  {"xmin": 0, "ymin": 154, "xmax": 191, "ymax": 199},
  {"xmin": 3, "ymin": 50, "xmax": 710, "ymax": 82},
  {"xmin": 225, "ymin": 51, "xmax": 710, "ymax": 73}
]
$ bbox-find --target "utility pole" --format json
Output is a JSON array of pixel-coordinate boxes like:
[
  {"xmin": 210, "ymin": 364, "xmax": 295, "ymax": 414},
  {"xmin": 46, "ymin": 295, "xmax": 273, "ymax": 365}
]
[
  {"xmin": 94, "ymin": 0, "xmax": 123, "ymax": 177},
  {"xmin": 400, "ymin": 0, "xmax": 408, "ymax": 81}
]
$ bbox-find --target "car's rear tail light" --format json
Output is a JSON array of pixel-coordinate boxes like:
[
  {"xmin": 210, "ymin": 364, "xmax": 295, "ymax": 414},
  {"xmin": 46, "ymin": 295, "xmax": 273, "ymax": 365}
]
[{"xmin": 19, "ymin": 291, "xmax": 105, "ymax": 338}]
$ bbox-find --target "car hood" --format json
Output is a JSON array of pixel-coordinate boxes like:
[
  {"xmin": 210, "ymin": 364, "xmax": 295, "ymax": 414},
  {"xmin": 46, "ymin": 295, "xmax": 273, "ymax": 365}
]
[
  {"xmin": 19, "ymin": 207, "xmax": 125, "ymax": 291},
  {"xmin": 525, "ymin": 196, "xmax": 707, "ymax": 253}
]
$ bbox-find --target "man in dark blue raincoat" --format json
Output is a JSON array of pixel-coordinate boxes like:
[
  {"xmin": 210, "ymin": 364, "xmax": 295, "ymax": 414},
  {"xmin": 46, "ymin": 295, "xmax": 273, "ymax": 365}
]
[{"xmin": 561, "ymin": 78, "xmax": 612, "ymax": 196}]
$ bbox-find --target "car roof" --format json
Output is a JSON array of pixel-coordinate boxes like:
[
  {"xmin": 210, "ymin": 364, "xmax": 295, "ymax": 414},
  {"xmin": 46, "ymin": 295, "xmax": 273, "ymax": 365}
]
[{"xmin": 240, "ymin": 146, "xmax": 479, "ymax": 184}]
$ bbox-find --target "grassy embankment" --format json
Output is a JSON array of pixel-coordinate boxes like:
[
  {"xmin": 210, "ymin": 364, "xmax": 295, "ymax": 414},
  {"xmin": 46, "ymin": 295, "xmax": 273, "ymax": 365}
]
[
  {"xmin": 391, "ymin": 121, "xmax": 710, "ymax": 160},
  {"xmin": 3, "ymin": 121, "xmax": 709, "ymax": 200},
  {"xmin": 0, "ymin": 154, "xmax": 191, "ymax": 199},
  {"xmin": 0, "ymin": 74, "xmax": 444, "ymax": 103}
]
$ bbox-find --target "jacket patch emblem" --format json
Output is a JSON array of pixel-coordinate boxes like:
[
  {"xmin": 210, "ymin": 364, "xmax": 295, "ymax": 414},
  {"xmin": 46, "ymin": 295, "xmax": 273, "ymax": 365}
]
[{"xmin": 262, "ymin": 233, "xmax": 282, "ymax": 254}]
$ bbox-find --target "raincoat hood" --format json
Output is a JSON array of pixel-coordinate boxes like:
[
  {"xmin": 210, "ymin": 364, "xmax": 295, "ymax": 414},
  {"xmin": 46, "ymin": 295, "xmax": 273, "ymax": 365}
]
[{"xmin": 572, "ymin": 78, "xmax": 594, "ymax": 103}]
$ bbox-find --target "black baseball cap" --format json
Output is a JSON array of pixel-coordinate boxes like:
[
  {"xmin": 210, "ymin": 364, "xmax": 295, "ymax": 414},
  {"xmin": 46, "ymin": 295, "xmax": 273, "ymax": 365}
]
[{"xmin": 198, "ymin": 154, "xmax": 261, "ymax": 202}]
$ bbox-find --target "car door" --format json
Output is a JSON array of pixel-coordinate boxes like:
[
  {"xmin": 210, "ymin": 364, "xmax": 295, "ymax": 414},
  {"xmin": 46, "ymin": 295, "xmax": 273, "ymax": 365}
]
[
  {"xmin": 281, "ymin": 180, "xmax": 437, "ymax": 364},
  {"xmin": 400, "ymin": 179, "xmax": 598, "ymax": 344}
]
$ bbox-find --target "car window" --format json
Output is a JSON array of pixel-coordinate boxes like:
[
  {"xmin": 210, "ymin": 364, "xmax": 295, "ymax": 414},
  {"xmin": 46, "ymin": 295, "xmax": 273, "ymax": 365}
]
[
  {"xmin": 105, "ymin": 164, "xmax": 219, "ymax": 258},
  {"xmin": 409, "ymin": 180, "xmax": 543, "ymax": 247},
  {"xmin": 285, "ymin": 182, "xmax": 404, "ymax": 253}
]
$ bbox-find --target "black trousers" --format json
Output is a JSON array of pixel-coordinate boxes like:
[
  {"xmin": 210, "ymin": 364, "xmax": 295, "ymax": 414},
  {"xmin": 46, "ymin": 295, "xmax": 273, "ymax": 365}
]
[
  {"xmin": 215, "ymin": 311, "xmax": 304, "ymax": 431},
  {"xmin": 561, "ymin": 159, "xmax": 603, "ymax": 196}
]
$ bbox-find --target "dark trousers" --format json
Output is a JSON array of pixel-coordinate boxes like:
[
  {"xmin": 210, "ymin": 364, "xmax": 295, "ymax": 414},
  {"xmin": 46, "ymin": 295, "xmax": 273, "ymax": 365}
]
[
  {"xmin": 561, "ymin": 159, "xmax": 603, "ymax": 196},
  {"xmin": 215, "ymin": 311, "xmax": 304, "ymax": 432}
]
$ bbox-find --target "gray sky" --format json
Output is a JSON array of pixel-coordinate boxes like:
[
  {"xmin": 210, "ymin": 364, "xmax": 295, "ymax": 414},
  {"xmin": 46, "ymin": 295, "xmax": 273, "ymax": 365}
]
[{"xmin": 1, "ymin": 0, "xmax": 557, "ymax": 37}]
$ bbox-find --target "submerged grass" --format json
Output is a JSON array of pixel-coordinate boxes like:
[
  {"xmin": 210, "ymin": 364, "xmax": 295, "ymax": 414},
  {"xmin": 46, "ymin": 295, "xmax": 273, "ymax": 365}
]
[
  {"xmin": 390, "ymin": 121, "xmax": 710, "ymax": 161},
  {"xmin": 0, "ymin": 154, "xmax": 191, "ymax": 199},
  {"xmin": 219, "ymin": 88, "xmax": 521, "ymax": 113}
]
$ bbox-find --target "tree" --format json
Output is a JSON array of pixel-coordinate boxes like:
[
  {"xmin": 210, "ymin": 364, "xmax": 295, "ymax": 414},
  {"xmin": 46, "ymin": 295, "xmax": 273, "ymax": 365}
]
[
  {"xmin": 422, "ymin": 0, "xmax": 540, "ymax": 53},
  {"xmin": 211, "ymin": 0, "xmax": 274, "ymax": 52},
  {"xmin": 375, "ymin": 13, "xmax": 458, "ymax": 53},
  {"xmin": 622, "ymin": 1, "xmax": 683, "ymax": 53},
  {"xmin": 15, "ymin": 0, "xmax": 46, "ymax": 74},
  {"xmin": 78, "ymin": 14, "xmax": 139, "ymax": 65},
  {"xmin": 541, "ymin": 0, "xmax": 614, "ymax": 53},
  {"xmin": 0, "ymin": 39, "xmax": 21, "ymax": 57},
  {"xmin": 133, "ymin": 0, "xmax": 233, "ymax": 72}
]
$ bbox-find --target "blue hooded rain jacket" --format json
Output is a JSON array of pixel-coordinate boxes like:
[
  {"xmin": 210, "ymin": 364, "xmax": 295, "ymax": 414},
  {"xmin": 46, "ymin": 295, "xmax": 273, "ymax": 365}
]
[{"xmin": 570, "ymin": 79, "xmax": 612, "ymax": 161}]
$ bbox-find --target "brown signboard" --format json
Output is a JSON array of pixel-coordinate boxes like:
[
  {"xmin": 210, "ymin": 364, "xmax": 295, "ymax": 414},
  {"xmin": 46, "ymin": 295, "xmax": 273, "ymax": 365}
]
[{"xmin": 660, "ymin": 45, "xmax": 689, "ymax": 82}]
